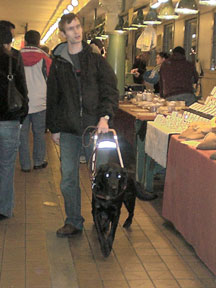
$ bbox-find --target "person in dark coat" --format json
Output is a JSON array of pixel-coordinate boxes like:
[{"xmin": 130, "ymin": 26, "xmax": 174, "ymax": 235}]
[
  {"xmin": 130, "ymin": 53, "xmax": 147, "ymax": 84},
  {"xmin": 0, "ymin": 26, "xmax": 28, "ymax": 219},
  {"xmin": 160, "ymin": 46, "xmax": 198, "ymax": 106},
  {"xmin": 46, "ymin": 13, "xmax": 119, "ymax": 238}
]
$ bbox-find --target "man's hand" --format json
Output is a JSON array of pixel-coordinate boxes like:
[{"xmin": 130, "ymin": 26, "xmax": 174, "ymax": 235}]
[
  {"xmin": 51, "ymin": 133, "xmax": 60, "ymax": 145},
  {"xmin": 130, "ymin": 68, "xmax": 140, "ymax": 78},
  {"xmin": 97, "ymin": 117, "xmax": 109, "ymax": 134}
]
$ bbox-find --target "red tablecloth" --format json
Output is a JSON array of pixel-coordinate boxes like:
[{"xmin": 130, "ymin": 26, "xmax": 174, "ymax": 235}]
[{"xmin": 162, "ymin": 135, "xmax": 216, "ymax": 275}]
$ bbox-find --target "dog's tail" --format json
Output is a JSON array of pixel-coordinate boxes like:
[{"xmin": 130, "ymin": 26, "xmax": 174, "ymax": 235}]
[{"xmin": 134, "ymin": 181, "xmax": 158, "ymax": 201}]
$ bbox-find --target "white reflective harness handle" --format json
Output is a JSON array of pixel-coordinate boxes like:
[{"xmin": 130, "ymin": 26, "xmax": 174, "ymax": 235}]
[
  {"xmin": 108, "ymin": 129, "xmax": 124, "ymax": 169},
  {"xmin": 92, "ymin": 129, "xmax": 124, "ymax": 172}
]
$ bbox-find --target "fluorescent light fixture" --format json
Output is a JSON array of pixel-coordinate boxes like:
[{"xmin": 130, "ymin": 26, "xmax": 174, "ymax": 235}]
[
  {"xmin": 143, "ymin": 9, "xmax": 162, "ymax": 25},
  {"xmin": 158, "ymin": 0, "xmax": 179, "ymax": 19},
  {"xmin": 41, "ymin": 18, "xmax": 61, "ymax": 44},
  {"xmin": 150, "ymin": 0, "xmax": 161, "ymax": 9},
  {"xmin": 175, "ymin": 0, "xmax": 198, "ymax": 14},
  {"xmin": 123, "ymin": 19, "xmax": 138, "ymax": 30},
  {"xmin": 199, "ymin": 0, "xmax": 216, "ymax": 5},
  {"xmin": 114, "ymin": 16, "xmax": 125, "ymax": 32}
]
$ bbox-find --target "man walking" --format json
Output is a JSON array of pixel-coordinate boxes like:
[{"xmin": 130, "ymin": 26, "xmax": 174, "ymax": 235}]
[
  {"xmin": 46, "ymin": 13, "xmax": 119, "ymax": 237},
  {"xmin": 19, "ymin": 30, "xmax": 52, "ymax": 172}
]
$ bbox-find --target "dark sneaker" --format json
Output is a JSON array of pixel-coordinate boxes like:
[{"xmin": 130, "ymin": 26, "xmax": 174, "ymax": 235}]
[
  {"xmin": 33, "ymin": 161, "xmax": 48, "ymax": 170},
  {"xmin": 56, "ymin": 224, "xmax": 82, "ymax": 238}
]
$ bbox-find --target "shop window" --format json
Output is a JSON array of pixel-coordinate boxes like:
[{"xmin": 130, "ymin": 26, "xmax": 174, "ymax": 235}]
[
  {"xmin": 184, "ymin": 18, "xmax": 198, "ymax": 63},
  {"xmin": 211, "ymin": 13, "xmax": 216, "ymax": 69},
  {"xmin": 163, "ymin": 23, "xmax": 174, "ymax": 53}
]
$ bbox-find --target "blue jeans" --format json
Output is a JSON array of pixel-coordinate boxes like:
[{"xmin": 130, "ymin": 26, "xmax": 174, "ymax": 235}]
[
  {"xmin": 0, "ymin": 121, "xmax": 20, "ymax": 217},
  {"xmin": 19, "ymin": 110, "xmax": 46, "ymax": 170},
  {"xmin": 166, "ymin": 93, "xmax": 196, "ymax": 106},
  {"xmin": 60, "ymin": 133, "xmax": 93, "ymax": 229}
]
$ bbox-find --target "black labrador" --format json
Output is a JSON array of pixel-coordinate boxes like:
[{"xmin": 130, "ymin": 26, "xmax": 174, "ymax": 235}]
[{"xmin": 92, "ymin": 163, "xmax": 137, "ymax": 257}]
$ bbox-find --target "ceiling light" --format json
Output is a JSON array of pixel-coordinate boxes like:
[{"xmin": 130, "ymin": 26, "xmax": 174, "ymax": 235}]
[
  {"xmin": 67, "ymin": 5, "xmax": 74, "ymax": 11},
  {"xmin": 158, "ymin": 0, "xmax": 179, "ymax": 19},
  {"xmin": 150, "ymin": 0, "xmax": 161, "ymax": 9},
  {"xmin": 114, "ymin": 16, "xmax": 125, "ymax": 32},
  {"xmin": 123, "ymin": 19, "xmax": 138, "ymax": 30},
  {"xmin": 71, "ymin": 0, "xmax": 79, "ymax": 7},
  {"xmin": 199, "ymin": 0, "xmax": 216, "ymax": 5},
  {"xmin": 131, "ymin": 9, "xmax": 147, "ymax": 27},
  {"xmin": 175, "ymin": 0, "xmax": 198, "ymax": 14},
  {"xmin": 143, "ymin": 9, "xmax": 162, "ymax": 25},
  {"xmin": 63, "ymin": 9, "xmax": 70, "ymax": 15}
]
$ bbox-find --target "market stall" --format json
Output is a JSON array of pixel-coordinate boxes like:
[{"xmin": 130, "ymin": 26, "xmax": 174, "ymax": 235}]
[{"xmin": 162, "ymin": 135, "xmax": 216, "ymax": 275}]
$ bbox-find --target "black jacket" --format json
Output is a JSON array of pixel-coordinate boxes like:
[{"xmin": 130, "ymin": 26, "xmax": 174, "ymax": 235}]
[
  {"xmin": 46, "ymin": 42, "xmax": 119, "ymax": 135},
  {"xmin": 0, "ymin": 50, "xmax": 28, "ymax": 123}
]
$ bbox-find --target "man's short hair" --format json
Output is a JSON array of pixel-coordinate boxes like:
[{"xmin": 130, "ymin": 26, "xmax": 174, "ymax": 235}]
[
  {"xmin": 25, "ymin": 30, "xmax": 40, "ymax": 46},
  {"xmin": 173, "ymin": 46, "xmax": 185, "ymax": 56},
  {"xmin": 0, "ymin": 20, "xmax": 15, "ymax": 30},
  {"xmin": 58, "ymin": 13, "xmax": 81, "ymax": 32}
]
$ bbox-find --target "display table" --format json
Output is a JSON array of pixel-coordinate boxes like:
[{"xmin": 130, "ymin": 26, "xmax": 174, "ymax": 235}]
[
  {"xmin": 114, "ymin": 103, "xmax": 156, "ymax": 183},
  {"xmin": 162, "ymin": 135, "xmax": 216, "ymax": 275},
  {"xmin": 145, "ymin": 122, "xmax": 179, "ymax": 168}
]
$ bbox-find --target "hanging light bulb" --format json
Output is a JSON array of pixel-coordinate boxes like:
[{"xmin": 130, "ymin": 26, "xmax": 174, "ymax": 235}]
[
  {"xmin": 143, "ymin": 9, "xmax": 162, "ymax": 25},
  {"xmin": 175, "ymin": 0, "xmax": 198, "ymax": 14},
  {"xmin": 63, "ymin": 9, "xmax": 70, "ymax": 15},
  {"xmin": 67, "ymin": 4, "xmax": 74, "ymax": 11},
  {"xmin": 71, "ymin": 0, "xmax": 79, "ymax": 7},
  {"xmin": 199, "ymin": 0, "xmax": 216, "ymax": 5},
  {"xmin": 158, "ymin": 0, "xmax": 179, "ymax": 20}
]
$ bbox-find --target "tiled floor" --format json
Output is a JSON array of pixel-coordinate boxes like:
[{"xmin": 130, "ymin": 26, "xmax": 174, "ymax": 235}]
[{"xmin": 0, "ymin": 133, "xmax": 216, "ymax": 287}]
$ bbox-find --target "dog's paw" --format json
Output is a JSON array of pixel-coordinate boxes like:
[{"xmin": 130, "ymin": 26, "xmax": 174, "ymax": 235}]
[
  {"xmin": 101, "ymin": 241, "xmax": 112, "ymax": 257},
  {"xmin": 123, "ymin": 218, "xmax": 132, "ymax": 229}
]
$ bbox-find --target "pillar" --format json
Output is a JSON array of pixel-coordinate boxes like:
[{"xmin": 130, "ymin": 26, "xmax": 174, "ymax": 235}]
[{"xmin": 107, "ymin": 32, "xmax": 127, "ymax": 98}]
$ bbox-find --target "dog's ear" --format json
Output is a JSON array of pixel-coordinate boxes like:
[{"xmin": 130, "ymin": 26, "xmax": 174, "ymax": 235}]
[{"xmin": 94, "ymin": 165, "xmax": 107, "ymax": 190}]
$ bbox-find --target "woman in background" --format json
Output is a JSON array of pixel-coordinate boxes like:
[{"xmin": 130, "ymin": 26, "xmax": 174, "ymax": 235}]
[
  {"xmin": 143, "ymin": 52, "xmax": 169, "ymax": 93},
  {"xmin": 0, "ymin": 26, "xmax": 28, "ymax": 219}
]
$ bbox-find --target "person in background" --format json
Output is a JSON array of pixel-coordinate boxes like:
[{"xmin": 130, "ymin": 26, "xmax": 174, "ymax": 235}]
[
  {"xmin": 46, "ymin": 13, "xmax": 119, "ymax": 238},
  {"xmin": 130, "ymin": 53, "xmax": 148, "ymax": 84},
  {"xmin": 90, "ymin": 38, "xmax": 105, "ymax": 56},
  {"xmin": 160, "ymin": 46, "xmax": 198, "ymax": 106},
  {"xmin": 143, "ymin": 52, "xmax": 169, "ymax": 93},
  {"xmin": 40, "ymin": 45, "xmax": 50, "ymax": 55},
  {"xmin": 0, "ymin": 20, "xmax": 22, "ymax": 60},
  {"xmin": 19, "ymin": 30, "xmax": 52, "ymax": 172},
  {"xmin": 0, "ymin": 26, "xmax": 28, "ymax": 219}
]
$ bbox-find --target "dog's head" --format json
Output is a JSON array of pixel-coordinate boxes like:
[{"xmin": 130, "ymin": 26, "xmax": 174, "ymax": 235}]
[{"xmin": 93, "ymin": 163, "xmax": 128, "ymax": 200}]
